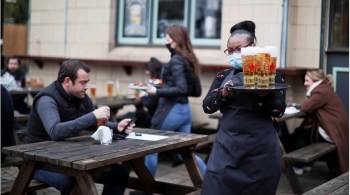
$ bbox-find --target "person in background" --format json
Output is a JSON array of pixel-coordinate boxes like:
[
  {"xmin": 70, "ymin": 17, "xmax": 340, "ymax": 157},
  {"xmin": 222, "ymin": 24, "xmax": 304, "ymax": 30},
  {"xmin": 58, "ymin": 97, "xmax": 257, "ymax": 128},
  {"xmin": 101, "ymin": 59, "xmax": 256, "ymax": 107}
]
[
  {"xmin": 140, "ymin": 57, "xmax": 162, "ymax": 121},
  {"xmin": 117, "ymin": 57, "xmax": 162, "ymax": 128},
  {"xmin": 144, "ymin": 25, "xmax": 206, "ymax": 177},
  {"xmin": 291, "ymin": 69, "xmax": 349, "ymax": 176},
  {"xmin": 1, "ymin": 57, "xmax": 30, "ymax": 114},
  {"xmin": 1, "ymin": 57, "xmax": 26, "ymax": 88},
  {"xmin": 201, "ymin": 20, "xmax": 286, "ymax": 195},
  {"xmin": 1, "ymin": 85, "xmax": 16, "ymax": 162},
  {"xmin": 24, "ymin": 60, "xmax": 135, "ymax": 195}
]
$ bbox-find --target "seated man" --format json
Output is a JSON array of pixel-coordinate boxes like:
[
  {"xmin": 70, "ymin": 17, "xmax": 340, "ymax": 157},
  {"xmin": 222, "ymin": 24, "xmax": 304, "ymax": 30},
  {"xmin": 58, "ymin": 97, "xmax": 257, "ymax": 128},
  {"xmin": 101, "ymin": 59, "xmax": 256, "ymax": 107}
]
[
  {"xmin": 1, "ymin": 57, "xmax": 30, "ymax": 114},
  {"xmin": 24, "ymin": 60, "xmax": 135, "ymax": 195}
]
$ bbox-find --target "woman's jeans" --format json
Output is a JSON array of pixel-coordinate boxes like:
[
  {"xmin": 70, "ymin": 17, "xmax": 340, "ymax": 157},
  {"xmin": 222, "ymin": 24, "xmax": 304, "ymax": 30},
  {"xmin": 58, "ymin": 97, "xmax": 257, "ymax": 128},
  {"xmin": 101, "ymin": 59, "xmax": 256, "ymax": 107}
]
[
  {"xmin": 34, "ymin": 163, "xmax": 129, "ymax": 195},
  {"xmin": 145, "ymin": 103, "xmax": 206, "ymax": 176}
]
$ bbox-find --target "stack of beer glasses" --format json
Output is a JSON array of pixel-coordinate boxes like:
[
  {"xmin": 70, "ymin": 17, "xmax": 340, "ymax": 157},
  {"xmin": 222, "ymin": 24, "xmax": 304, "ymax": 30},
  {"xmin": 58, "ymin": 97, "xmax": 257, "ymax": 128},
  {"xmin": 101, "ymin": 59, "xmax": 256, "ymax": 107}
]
[
  {"xmin": 241, "ymin": 47, "xmax": 255, "ymax": 87},
  {"xmin": 241, "ymin": 46, "xmax": 278, "ymax": 87},
  {"xmin": 264, "ymin": 46, "xmax": 277, "ymax": 85}
]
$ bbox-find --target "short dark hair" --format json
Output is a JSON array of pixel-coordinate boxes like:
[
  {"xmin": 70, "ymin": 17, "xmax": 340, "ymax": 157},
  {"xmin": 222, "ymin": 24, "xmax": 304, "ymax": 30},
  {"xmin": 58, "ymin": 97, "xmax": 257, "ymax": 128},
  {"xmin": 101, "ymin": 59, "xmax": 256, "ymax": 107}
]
[
  {"xmin": 57, "ymin": 60, "xmax": 90, "ymax": 84},
  {"xmin": 7, "ymin": 57, "xmax": 20, "ymax": 65}
]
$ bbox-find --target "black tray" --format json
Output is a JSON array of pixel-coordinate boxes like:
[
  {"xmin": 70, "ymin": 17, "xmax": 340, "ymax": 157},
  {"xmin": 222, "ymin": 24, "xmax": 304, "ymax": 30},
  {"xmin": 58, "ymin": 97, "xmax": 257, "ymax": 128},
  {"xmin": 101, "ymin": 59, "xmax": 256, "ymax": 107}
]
[{"xmin": 227, "ymin": 83, "xmax": 289, "ymax": 92}]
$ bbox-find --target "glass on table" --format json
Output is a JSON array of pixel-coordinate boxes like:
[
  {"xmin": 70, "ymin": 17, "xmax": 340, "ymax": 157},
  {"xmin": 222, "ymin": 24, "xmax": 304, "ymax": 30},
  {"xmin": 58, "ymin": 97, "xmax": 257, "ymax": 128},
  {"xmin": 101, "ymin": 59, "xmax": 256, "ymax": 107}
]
[
  {"xmin": 25, "ymin": 77, "xmax": 32, "ymax": 89},
  {"xmin": 89, "ymin": 82, "xmax": 97, "ymax": 103},
  {"xmin": 107, "ymin": 80, "xmax": 114, "ymax": 101},
  {"xmin": 115, "ymin": 79, "xmax": 123, "ymax": 99}
]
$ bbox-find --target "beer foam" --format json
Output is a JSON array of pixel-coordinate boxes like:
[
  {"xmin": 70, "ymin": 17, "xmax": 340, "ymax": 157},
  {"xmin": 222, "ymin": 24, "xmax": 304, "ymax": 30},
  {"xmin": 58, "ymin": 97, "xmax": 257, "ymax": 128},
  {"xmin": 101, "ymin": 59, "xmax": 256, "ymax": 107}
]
[
  {"xmin": 264, "ymin": 46, "xmax": 278, "ymax": 57},
  {"xmin": 241, "ymin": 47, "xmax": 254, "ymax": 55}
]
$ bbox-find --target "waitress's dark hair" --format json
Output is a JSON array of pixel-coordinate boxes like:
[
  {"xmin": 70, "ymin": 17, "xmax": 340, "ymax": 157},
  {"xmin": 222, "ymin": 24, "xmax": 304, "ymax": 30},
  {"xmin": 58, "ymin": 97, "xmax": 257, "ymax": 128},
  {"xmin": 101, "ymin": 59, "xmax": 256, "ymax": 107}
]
[{"xmin": 229, "ymin": 20, "xmax": 257, "ymax": 44}]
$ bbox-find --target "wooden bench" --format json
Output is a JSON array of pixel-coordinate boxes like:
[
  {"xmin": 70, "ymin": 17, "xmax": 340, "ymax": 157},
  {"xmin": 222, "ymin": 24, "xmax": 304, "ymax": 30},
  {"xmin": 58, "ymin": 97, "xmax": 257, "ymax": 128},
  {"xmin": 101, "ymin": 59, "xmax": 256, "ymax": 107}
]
[
  {"xmin": 282, "ymin": 142, "xmax": 337, "ymax": 194},
  {"xmin": 283, "ymin": 142, "xmax": 337, "ymax": 163},
  {"xmin": 1, "ymin": 179, "xmax": 49, "ymax": 195},
  {"xmin": 1, "ymin": 156, "xmax": 49, "ymax": 195},
  {"xmin": 303, "ymin": 172, "xmax": 348, "ymax": 195},
  {"xmin": 1, "ymin": 156, "xmax": 23, "ymax": 168}
]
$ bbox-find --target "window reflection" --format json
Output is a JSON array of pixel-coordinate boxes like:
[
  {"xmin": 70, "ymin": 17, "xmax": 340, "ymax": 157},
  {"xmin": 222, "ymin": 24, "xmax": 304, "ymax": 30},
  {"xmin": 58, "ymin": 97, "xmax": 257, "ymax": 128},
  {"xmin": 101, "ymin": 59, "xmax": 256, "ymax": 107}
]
[
  {"xmin": 157, "ymin": 0, "xmax": 185, "ymax": 38},
  {"xmin": 194, "ymin": 0, "xmax": 221, "ymax": 39},
  {"xmin": 123, "ymin": 0, "xmax": 148, "ymax": 37},
  {"xmin": 331, "ymin": 0, "xmax": 349, "ymax": 48}
]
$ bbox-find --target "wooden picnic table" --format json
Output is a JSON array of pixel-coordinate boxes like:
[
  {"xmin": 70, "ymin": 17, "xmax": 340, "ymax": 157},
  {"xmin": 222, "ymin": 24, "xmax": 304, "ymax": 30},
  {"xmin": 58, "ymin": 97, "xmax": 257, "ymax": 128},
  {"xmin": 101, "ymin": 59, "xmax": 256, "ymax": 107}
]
[
  {"xmin": 2, "ymin": 128, "xmax": 207, "ymax": 195},
  {"xmin": 95, "ymin": 96, "xmax": 140, "ymax": 110},
  {"xmin": 303, "ymin": 172, "xmax": 349, "ymax": 195},
  {"xmin": 9, "ymin": 88, "xmax": 42, "ymax": 97}
]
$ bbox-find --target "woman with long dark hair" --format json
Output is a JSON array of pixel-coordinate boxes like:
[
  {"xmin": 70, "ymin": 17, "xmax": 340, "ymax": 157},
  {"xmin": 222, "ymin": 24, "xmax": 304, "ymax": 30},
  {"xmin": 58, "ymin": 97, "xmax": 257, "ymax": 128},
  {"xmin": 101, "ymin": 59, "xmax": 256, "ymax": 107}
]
[{"xmin": 144, "ymin": 24, "xmax": 206, "ymax": 177}]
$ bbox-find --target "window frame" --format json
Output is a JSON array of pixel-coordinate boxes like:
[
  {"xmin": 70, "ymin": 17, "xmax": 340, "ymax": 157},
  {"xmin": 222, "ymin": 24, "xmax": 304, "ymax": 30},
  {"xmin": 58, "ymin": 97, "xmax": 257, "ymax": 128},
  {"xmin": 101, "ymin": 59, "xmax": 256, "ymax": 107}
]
[{"xmin": 116, "ymin": 0, "xmax": 222, "ymax": 46}]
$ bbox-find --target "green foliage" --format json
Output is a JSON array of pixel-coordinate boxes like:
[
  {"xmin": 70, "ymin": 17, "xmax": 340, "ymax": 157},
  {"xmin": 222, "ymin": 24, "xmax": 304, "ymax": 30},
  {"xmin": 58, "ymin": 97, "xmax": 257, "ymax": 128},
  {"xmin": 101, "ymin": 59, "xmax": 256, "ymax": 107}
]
[{"xmin": 4, "ymin": 0, "xmax": 29, "ymax": 24}]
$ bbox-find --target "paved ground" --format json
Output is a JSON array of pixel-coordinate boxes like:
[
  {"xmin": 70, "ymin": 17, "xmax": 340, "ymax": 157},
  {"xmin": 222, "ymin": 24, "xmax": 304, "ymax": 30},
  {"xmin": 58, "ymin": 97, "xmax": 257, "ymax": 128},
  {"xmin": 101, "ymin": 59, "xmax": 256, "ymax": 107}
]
[{"xmin": 1, "ymin": 153, "xmax": 333, "ymax": 195}]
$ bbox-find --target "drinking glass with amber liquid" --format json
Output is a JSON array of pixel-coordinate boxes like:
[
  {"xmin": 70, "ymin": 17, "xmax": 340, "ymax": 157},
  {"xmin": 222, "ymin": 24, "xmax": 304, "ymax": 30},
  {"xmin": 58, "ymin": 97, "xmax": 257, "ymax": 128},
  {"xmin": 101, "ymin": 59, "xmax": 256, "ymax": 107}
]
[
  {"xmin": 107, "ymin": 81, "xmax": 114, "ymax": 101},
  {"xmin": 97, "ymin": 105, "xmax": 108, "ymax": 126},
  {"xmin": 264, "ymin": 46, "xmax": 277, "ymax": 85},
  {"xmin": 241, "ymin": 47, "xmax": 255, "ymax": 87},
  {"xmin": 89, "ymin": 82, "xmax": 96, "ymax": 103},
  {"xmin": 255, "ymin": 47, "xmax": 270, "ymax": 87}
]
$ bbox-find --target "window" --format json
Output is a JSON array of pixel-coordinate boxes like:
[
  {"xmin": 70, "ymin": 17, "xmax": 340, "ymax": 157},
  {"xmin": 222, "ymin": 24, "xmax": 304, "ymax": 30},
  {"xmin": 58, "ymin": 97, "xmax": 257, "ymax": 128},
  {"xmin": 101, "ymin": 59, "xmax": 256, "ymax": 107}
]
[
  {"xmin": 330, "ymin": 0, "xmax": 349, "ymax": 48},
  {"xmin": 117, "ymin": 0, "xmax": 222, "ymax": 46}
]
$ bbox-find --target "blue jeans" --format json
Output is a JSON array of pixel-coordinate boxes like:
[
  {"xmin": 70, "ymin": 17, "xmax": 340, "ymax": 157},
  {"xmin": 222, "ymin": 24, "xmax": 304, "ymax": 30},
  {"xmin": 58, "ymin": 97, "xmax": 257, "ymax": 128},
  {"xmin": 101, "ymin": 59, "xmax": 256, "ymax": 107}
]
[
  {"xmin": 145, "ymin": 103, "xmax": 206, "ymax": 176},
  {"xmin": 34, "ymin": 164, "xmax": 129, "ymax": 195}
]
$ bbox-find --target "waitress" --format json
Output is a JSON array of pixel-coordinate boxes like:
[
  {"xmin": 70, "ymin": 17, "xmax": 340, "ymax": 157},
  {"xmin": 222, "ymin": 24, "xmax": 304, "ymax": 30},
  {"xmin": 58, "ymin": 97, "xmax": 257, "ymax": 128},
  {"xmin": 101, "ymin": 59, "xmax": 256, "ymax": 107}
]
[{"xmin": 201, "ymin": 20, "xmax": 286, "ymax": 195}]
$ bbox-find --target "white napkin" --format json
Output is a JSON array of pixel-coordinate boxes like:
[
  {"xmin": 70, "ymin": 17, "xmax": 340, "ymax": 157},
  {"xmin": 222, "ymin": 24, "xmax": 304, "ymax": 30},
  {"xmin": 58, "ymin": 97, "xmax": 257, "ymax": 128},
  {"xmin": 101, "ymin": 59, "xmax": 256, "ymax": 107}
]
[
  {"xmin": 284, "ymin": 106, "xmax": 300, "ymax": 114},
  {"xmin": 91, "ymin": 126, "xmax": 112, "ymax": 145}
]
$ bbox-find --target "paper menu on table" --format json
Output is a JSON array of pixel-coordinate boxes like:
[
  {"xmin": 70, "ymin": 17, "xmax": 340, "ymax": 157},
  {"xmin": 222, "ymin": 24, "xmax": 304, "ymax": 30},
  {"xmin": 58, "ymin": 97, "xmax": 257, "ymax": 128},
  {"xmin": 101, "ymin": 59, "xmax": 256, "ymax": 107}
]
[{"xmin": 126, "ymin": 132, "xmax": 168, "ymax": 141}]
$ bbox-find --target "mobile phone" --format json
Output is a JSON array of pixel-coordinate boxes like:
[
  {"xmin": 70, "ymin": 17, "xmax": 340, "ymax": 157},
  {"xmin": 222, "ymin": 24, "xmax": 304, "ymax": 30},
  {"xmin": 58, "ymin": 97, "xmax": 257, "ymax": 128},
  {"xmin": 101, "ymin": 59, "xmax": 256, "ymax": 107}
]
[
  {"xmin": 113, "ymin": 117, "xmax": 137, "ymax": 140},
  {"xmin": 120, "ymin": 117, "xmax": 137, "ymax": 134}
]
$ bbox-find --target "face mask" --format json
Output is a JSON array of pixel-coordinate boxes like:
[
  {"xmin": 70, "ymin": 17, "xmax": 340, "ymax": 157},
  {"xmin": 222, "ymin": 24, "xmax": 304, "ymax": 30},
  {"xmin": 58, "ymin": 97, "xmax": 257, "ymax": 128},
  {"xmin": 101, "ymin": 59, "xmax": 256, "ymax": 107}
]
[
  {"xmin": 165, "ymin": 43, "xmax": 176, "ymax": 55},
  {"xmin": 227, "ymin": 53, "xmax": 242, "ymax": 70}
]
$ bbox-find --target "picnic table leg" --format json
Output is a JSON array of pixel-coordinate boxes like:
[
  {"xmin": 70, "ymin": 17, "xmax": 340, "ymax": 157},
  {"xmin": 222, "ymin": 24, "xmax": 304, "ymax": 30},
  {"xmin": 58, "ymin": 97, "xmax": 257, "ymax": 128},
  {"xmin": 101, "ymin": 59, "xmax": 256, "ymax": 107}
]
[
  {"xmin": 278, "ymin": 136, "xmax": 304, "ymax": 194},
  {"xmin": 285, "ymin": 161, "xmax": 303, "ymax": 194},
  {"xmin": 129, "ymin": 157, "xmax": 157, "ymax": 192},
  {"xmin": 74, "ymin": 170, "xmax": 98, "ymax": 195},
  {"xmin": 180, "ymin": 148, "xmax": 203, "ymax": 188},
  {"xmin": 10, "ymin": 160, "xmax": 36, "ymax": 195}
]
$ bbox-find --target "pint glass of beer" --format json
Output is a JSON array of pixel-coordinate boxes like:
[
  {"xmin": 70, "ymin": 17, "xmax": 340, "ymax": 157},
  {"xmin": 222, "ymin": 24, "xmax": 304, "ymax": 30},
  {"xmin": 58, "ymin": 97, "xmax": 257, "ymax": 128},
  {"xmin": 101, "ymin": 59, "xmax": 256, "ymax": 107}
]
[
  {"xmin": 255, "ymin": 47, "xmax": 270, "ymax": 87},
  {"xmin": 241, "ymin": 47, "xmax": 255, "ymax": 87},
  {"xmin": 89, "ymin": 82, "xmax": 96, "ymax": 103},
  {"xmin": 97, "ymin": 105, "xmax": 108, "ymax": 126},
  {"xmin": 265, "ymin": 46, "xmax": 277, "ymax": 85},
  {"xmin": 107, "ymin": 80, "xmax": 114, "ymax": 101}
]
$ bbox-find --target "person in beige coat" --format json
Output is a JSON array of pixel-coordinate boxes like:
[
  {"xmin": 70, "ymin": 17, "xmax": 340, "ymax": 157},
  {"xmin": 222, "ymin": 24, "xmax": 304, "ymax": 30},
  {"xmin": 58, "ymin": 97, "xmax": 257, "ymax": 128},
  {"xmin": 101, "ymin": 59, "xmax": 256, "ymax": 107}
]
[{"xmin": 292, "ymin": 69, "xmax": 349, "ymax": 176}]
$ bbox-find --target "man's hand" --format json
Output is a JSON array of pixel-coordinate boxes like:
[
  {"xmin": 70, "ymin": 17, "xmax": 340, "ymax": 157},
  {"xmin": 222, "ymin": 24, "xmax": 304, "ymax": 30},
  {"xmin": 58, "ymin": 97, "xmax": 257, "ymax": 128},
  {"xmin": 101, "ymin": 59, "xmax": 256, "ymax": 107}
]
[
  {"xmin": 117, "ymin": 118, "xmax": 135, "ymax": 134},
  {"xmin": 93, "ymin": 106, "xmax": 110, "ymax": 120}
]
